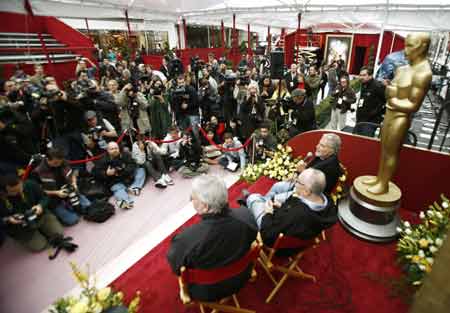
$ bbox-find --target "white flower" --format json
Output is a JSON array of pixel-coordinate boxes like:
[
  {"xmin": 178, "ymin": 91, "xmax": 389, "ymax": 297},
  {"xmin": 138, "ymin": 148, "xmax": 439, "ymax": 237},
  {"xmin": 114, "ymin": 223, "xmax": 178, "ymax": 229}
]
[
  {"xmin": 442, "ymin": 201, "xmax": 449, "ymax": 209},
  {"xmin": 435, "ymin": 238, "xmax": 444, "ymax": 247},
  {"xmin": 426, "ymin": 257, "xmax": 434, "ymax": 265},
  {"xmin": 403, "ymin": 221, "xmax": 411, "ymax": 228},
  {"xmin": 429, "ymin": 246, "xmax": 438, "ymax": 253},
  {"xmin": 97, "ymin": 287, "xmax": 111, "ymax": 301},
  {"xmin": 418, "ymin": 250, "xmax": 425, "ymax": 258},
  {"xmin": 405, "ymin": 229, "xmax": 412, "ymax": 235},
  {"xmin": 427, "ymin": 210, "xmax": 434, "ymax": 217},
  {"xmin": 436, "ymin": 212, "xmax": 443, "ymax": 219},
  {"xmin": 419, "ymin": 212, "xmax": 425, "ymax": 219},
  {"xmin": 91, "ymin": 303, "xmax": 103, "ymax": 313},
  {"xmin": 396, "ymin": 227, "xmax": 403, "ymax": 233},
  {"xmin": 418, "ymin": 264, "xmax": 426, "ymax": 271},
  {"xmin": 69, "ymin": 302, "xmax": 89, "ymax": 313}
]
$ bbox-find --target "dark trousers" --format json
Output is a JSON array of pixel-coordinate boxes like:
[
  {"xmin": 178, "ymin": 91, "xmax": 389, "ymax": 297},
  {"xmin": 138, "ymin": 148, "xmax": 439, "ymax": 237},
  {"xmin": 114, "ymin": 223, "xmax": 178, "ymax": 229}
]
[
  {"xmin": 144, "ymin": 153, "xmax": 168, "ymax": 181},
  {"xmin": 354, "ymin": 123, "xmax": 378, "ymax": 137}
]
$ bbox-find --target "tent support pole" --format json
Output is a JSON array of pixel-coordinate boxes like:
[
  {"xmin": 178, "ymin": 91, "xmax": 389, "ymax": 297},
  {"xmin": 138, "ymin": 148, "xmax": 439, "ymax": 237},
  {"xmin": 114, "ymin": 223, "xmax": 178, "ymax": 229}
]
[{"xmin": 374, "ymin": 0, "xmax": 389, "ymax": 72}]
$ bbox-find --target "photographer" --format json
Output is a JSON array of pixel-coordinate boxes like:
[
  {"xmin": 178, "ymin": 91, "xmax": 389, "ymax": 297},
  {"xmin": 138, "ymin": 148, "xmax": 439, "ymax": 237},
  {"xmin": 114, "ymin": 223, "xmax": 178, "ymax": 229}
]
[
  {"xmin": 169, "ymin": 75, "xmax": 200, "ymax": 135},
  {"xmin": 0, "ymin": 175, "xmax": 65, "ymax": 252},
  {"xmin": 148, "ymin": 79, "xmax": 171, "ymax": 140},
  {"xmin": 118, "ymin": 83, "xmax": 151, "ymax": 135},
  {"xmin": 132, "ymin": 135, "xmax": 173, "ymax": 189},
  {"xmin": 0, "ymin": 105, "xmax": 36, "ymax": 173},
  {"xmin": 94, "ymin": 142, "xmax": 145, "ymax": 210},
  {"xmin": 75, "ymin": 57, "xmax": 97, "ymax": 79},
  {"xmin": 260, "ymin": 76, "xmax": 274, "ymax": 102},
  {"xmin": 220, "ymin": 71, "xmax": 238, "ymax": 122},
  {"xmin": 218, "ymin": 132, "xmax": 247, "ymax": 172},
  {"xmin": 198, "ymin": 77, "xmax": 220, "ymax": 122},
  {"xmin": 33, "ymin": 147, "xmax": 92, "ymax": 225},
  {"xmin": 178, "ymin": 130, "xmax": 209, "ymax": 178},
  {"xmin": 250, "ymin": 121, "xmax": 278, "ymax": 162},
  {"xmin": 284, "ymin": 89, "xmax": 317, "ymax": 138},
  {"xmin": 305, "ymin": 65, "xmax": 321, "ymax": 105},
  {"xmin": 81, "ymin": 110, "xmax": 117, "ymax": 155},
  {"xmin": 329, "ymin": 76, "xmax": 356, "ymax": 131},
  {"xmin": 239, "ymin": 83, "xmax": 265, "ymax": 139}
]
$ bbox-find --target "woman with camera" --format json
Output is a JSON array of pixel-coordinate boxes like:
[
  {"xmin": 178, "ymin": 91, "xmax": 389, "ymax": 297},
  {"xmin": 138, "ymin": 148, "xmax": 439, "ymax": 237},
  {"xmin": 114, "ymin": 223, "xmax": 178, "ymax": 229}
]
[
  {"xmin": 118, "ymin": 83, "xmax": 151, "ymax": 135},
  {"xmin": 239, "ymin": 83, "xmax": 265, "ymax": 140},
  {"xmin": 148, "ymin": 78, "xmax": 171, "ymax": 140}
]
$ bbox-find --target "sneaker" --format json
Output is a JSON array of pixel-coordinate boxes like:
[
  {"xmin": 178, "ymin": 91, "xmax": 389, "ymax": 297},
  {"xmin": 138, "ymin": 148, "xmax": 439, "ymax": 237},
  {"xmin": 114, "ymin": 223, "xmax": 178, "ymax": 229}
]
[
  {"xmin": 131, "ymin": 187, "xmax": 141, "ymax": 196},
  {"xmin": 117, "ymin": 200, "xmax": 128, "ymax": 210},
  {"xmin": 127, "ymin": 201, "xmax": 134, "ymax": 209},
  {"xmin": 163, "ymin": 174, "xmax": 174, "ymax": 185},
  {"xmin": 155, "ymin": 178, "xmax": 167, "ymax": 189}
]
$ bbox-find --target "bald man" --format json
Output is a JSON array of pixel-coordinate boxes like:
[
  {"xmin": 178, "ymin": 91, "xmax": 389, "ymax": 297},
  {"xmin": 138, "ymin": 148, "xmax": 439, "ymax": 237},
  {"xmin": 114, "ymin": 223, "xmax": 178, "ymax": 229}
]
[
  {"xmin": 93, "ymin": 142, "xmax": 145, "ymax": 209},
  {"xmin": 245, "ymin": 168, "xmax": 337, "ymax": 254}
]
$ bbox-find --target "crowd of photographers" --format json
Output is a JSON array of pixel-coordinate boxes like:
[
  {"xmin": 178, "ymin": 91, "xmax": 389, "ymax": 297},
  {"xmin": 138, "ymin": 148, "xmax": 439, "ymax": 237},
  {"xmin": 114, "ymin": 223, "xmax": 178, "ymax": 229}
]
[{"xmin": 0, "ymin": 48, "xmax": 385, "ymax": 252}]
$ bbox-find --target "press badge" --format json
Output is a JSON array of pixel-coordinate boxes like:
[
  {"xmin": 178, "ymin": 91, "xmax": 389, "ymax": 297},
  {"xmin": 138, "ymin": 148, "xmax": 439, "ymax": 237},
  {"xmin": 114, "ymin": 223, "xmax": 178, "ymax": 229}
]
[
  {"xmin": 290, "ymin": 82, "xmax": 294, "ymax": 87},
  {"xmin": 358, "ymin": 98, "xmax": 364, "ymax": 108},
  {"xmin": 337, "ymin": 98, "xmax": 343, "ymax": 105}
]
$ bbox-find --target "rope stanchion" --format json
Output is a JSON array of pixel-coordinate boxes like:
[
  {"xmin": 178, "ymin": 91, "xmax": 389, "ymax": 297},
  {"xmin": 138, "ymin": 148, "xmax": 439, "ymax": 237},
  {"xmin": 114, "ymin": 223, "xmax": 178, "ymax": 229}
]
[
  {"xmin": 198, "ymin": 126, "xmax": 253, "ymax": 152},
  {"xmin": 144, "ymin": 126, "xmax": 192, "ymax": 144}
]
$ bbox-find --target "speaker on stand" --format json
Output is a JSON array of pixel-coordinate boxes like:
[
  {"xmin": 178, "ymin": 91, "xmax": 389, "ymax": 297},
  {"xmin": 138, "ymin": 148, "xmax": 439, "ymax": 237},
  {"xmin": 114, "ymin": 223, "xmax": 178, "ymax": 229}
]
[{"xmin": 270, "ymin": 50, "xmax": 285, "ymax": 80}]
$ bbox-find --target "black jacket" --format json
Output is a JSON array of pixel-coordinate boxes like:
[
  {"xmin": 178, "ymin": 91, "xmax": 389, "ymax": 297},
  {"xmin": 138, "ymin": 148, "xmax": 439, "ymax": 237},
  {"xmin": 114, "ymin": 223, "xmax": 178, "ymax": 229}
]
[
  {"xmin": 332, "ymin": 85, "xmax": 356, "ymax": 113},
  {"xmin": 167, "ymin": 209, "xmax": 257, "ymax": 301},
  {"xmin": 260, "ymin": 194, "xmax": 337, "ymax": 251},
  {"xmin": 307, "ymin": 155, "xmax": 343, "ymax": 194},
  {"xmin": 289, "ymin": 98, "xmax": 317, "ymax": 134},
  {"xmin": 284, "ymin": 72, "xmax": 299, "ymax": 93},
  {"xmin": 357, "ymin": 78, "xmax": 386, "ymax": 124},
  {"xmin": 94, "ymin": 152, "xmax": 137, "ymax": 187}
]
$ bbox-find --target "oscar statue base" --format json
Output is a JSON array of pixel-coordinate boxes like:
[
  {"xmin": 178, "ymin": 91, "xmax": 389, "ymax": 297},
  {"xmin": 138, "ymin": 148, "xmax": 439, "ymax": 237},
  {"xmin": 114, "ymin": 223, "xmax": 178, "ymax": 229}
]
[{"xmin": 338, "ymin": 176, "xmax": 402, "ymax": 243}]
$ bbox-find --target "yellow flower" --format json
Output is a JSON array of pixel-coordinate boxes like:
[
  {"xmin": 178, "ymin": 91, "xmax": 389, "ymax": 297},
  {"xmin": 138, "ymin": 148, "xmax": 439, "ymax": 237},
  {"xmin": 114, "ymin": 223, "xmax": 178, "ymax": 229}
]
[
  {"xmin": 91, "ymin": 302, "xmax": 103, "ymax": 313},
  {"xmin": 286, "ymin": 146, "xmax": 293, "ymax": 153},
  {"xmin": 69, "ymin": 302, "xmax": 89, "ymax": 313},
  {"xmin": 336, "ymin": 186, "xmax": 343, "ymax": 193},
  {"xmin": 116, "ymin": 291, "xmax": 124, "ymax": 301},
  {"xmin": 70, "ymin": 263, "xmax": 88, "ymax": 285},
  {"xmin": 418, "ymin": 239, "xmax": 429, "ymax": 248},
  {"xmin": 277, "ymin": 144, "xmax": 283, "ymax": 150},
  {"xmin": 411, "ymin": 255, "xmax": 421, "ymax": 263},
  {"xmin": 97, "ymin": 287, "xmax": 112, "ymax": 302},
  {"xmin": 339, "ymin": 175, "xmax": 346, "ymax": 182}
]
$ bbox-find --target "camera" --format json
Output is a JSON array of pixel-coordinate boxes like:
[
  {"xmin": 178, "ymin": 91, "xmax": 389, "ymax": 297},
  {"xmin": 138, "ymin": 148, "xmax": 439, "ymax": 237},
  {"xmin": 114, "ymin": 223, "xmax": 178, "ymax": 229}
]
[
  {"xmin": 152, "ymin": 84, "xmax": 163, "ymax": 96},
  {"xmin": 109, "ymin": 159, "xmax": 125, "ymax": 173},
  {"xmin": 239, "ymin": 76, "xmax": 250, "ymax": 86},
  {"xmin": 15, "ymin": 208, "xmax": 38, "ymax": 228},
  {"xmin": 61, "ymin": 184, "xmax": 81, "ymax": 210},
  {"xmin": 88, "ymin": 125, "xmax": 104, "ymax": 141},
  {"xmin": 224, "ymin": 72, "xmax": 237, "ymax": 83},
  {"xmin": 168, "ymin": 58, "xmax": 184, "ymax": 78}
]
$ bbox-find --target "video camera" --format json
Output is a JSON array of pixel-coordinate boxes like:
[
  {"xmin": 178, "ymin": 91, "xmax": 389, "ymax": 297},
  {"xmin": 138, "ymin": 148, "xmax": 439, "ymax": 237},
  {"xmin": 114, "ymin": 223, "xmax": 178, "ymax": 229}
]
[
  {"xmin": 168, "ymin": 58, "xmax": 184, "ymax": 78},
  {"xmin": 238, "ymin": 76, "xmax": 250, "ymax": 86},
  {"xmin": 88, "ymin": 125, "xmax": 104, "ymax": 141},
  {"xmin": 108, "ymin": 159, "xmax": 126, "ymax": 173},
  {"xmin": 152, "ymin": 84, "xmax": 164, "ymax": 96}
]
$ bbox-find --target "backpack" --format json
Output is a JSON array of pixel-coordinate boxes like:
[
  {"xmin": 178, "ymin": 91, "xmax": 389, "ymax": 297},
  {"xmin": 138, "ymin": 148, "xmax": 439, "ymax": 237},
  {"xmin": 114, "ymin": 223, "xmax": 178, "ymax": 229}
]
[{"xmin": 84, "ymin": 199, "xmax": 115, "ymax": 223}]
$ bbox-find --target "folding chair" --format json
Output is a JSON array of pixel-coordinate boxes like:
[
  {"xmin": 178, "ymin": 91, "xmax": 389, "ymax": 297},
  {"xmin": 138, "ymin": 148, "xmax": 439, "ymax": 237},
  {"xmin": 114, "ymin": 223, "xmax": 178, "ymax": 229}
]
[
  {"xmin": 257, "ymin": 233, "xmax": 319, "ymax": 303},
  {"xmin": 178, "ymin": 241, "xmax": 262, "ymax": 313}
]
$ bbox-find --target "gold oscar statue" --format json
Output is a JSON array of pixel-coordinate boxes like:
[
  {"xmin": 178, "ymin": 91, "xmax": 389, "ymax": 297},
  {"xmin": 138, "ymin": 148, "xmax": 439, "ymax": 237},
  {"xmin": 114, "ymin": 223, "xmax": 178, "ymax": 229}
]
[
  {"xmin": 338, "ymin": 33, "xmax": 432, "ymax": 242},
  {"xmin": 363, "ymin": 33, "xmax": 432, "ymax": 195}
]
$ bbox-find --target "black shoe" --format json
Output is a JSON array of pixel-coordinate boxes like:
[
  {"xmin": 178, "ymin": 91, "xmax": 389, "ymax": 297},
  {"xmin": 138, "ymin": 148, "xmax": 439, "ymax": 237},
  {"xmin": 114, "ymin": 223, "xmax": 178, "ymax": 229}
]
[{"xmin": 237, "ymin": 189, "xmax": 250, "ymax": 207}]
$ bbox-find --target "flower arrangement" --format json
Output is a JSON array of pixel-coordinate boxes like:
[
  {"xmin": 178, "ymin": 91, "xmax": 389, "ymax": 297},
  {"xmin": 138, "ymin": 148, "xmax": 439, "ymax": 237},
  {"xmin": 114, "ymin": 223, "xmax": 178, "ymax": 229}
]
[
  {"xmin": 49, "ymin": 262, "xmax": 140, "ymax": 313},
  {"xmin": 397, "ymin": 194, "xmax": 450, "ymax": 286},
  {"xmin": 241, "ymin": 144, "xmax": 301, "ymax": 183},
  {"xmin": 330, "ymin": 164, "xmax": 348, "ymax": 204}
]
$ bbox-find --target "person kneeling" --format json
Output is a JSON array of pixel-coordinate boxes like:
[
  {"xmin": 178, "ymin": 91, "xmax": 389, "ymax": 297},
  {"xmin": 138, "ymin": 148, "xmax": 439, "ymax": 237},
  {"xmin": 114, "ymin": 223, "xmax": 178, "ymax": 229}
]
[
  {"xmin": 178, "ymin": 131, "xmax": 208, "ymax": 178},
  {"xmin": 0, "ymin": 175, "xmax": 67, "ymax": 253},
  {"xmin": 245, "ymin": 168, "xmax": 337, "ymax": 254},
  {"xmin": 94, "ymin": 142, "xmax": 145, "ymax": 209}
]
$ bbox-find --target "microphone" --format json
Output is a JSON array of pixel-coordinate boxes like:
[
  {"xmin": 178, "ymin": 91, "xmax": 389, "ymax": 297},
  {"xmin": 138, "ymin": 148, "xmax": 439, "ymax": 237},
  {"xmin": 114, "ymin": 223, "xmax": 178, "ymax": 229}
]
[{"xmin": 303, "ymin": 151, "xmax": 314, "ymax": 164}]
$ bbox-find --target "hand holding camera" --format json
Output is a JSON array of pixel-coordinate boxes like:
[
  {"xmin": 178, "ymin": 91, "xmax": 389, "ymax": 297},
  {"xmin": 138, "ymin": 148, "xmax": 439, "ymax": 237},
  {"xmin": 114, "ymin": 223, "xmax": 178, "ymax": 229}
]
[{"xmin": 106, "ymin": 166, "xmax": 117, "ymax": 176}]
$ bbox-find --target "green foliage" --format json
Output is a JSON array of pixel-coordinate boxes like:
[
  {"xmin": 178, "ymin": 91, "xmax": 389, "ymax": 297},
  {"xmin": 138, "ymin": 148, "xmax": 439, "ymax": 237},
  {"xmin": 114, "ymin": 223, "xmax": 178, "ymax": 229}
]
[{"xmin": 315, "ymin": 96, "xmax": 333, "ymax": 128}]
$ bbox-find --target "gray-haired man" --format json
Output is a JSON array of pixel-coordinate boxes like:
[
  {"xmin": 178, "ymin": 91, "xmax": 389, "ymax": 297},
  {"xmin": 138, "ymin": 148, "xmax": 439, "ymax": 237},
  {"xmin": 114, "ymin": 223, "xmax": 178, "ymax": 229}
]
[{"xmin": 167, "ymin": 175, "xmax": 256, "ymax": 302}]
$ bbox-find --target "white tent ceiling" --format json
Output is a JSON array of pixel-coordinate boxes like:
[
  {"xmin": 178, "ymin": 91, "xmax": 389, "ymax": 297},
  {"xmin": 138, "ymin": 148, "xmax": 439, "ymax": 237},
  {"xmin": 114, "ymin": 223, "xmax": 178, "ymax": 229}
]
[{"xmin": 2, "ymin": 0, "xmax": 450, "ymax": 32}]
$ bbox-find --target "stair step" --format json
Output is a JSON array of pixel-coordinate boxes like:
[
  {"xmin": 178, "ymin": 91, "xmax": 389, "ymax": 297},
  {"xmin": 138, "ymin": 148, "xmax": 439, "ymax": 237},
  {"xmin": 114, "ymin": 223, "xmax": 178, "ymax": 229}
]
[
  {"xmin": 0, "ymin": 32, "xmax": 52, "ymax": 37},
  {"xmin": 0, "ymin": 43, "xmax": 65, "ymax": 47},
  {"xmin": 0, "ymin": 38, "xmax": 58, "ymax": 43},
  {"xmin": 0, "ymin": 53, "xmax": 78, "ymax": 63}
]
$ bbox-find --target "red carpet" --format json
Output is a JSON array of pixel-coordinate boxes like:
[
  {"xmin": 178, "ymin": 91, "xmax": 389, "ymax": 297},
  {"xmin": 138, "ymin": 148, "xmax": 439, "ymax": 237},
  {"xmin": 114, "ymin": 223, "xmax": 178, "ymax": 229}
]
[{"xmin": 112, "ymin": 177, "xmax": 411, "ymax": 313}]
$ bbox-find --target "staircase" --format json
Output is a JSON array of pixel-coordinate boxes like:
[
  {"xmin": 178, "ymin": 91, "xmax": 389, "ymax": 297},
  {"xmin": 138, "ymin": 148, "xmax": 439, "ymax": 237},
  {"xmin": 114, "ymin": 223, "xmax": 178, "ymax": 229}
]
[{"xmin": 0, "ymin": 32, "xmax": 79, "ymax": 64}]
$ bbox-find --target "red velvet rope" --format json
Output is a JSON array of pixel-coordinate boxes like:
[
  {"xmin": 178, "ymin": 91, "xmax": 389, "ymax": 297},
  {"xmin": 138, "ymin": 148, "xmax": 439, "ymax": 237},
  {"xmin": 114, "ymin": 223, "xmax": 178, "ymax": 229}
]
[
  {"xmin": 198, "ymin": 126, "xmax": 253, "ymax": 152},
  {"xmin": 68, "ymin": 129, "xmax": 128, "ymax": 165}
]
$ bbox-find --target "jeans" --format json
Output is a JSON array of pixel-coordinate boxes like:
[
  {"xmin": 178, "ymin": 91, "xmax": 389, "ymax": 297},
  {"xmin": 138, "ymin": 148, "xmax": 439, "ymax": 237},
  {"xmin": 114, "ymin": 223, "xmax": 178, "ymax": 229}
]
[
  {"xmin": 329, "ymin": 108, "xmax": 347, "ymax": 130},
  {"xmin": 265, "ymin": 181, "xmax": 294, "ymax": 200},
  {"xmin": 246, "ymin": 194, "xmax": 269, "ymax": 229},
  {"xmin": 53, "ymin": 194, "xmax": 91, "ymax": 226},
  {"xmin": 110, "ymin": 168, "xmax": 146, "ymax": 204}
]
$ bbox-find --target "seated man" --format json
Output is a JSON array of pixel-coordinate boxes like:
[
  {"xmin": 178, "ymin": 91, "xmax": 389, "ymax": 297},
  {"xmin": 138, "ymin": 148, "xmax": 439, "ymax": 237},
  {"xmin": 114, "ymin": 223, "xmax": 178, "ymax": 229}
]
[
  {"xmin": 265, "ymin": 133, "xmax": 342, "ymax": 199},
  {"xmin": 0, "ymin": 174, "xmax": 65, "ymax": 252},
  {"xmin": 33, "ymin": 147, "xmax": 91, "ymax": 226},
  {"xmin": 167, "ymin": 175, "xmax": 257, "ymax": 301},
  {"xmin": 160, "ymin": 126, "xmax": 183, "ymax": 171},
  {"xmin": 81, "ymin": 110, "xmax": 118, "ymax": 155},
  {"xmin": 218, "ymin": 132, "xmax": 247, "ymax": 172},
  {"xmin": 178, "ymin": 131, "xmax": 209, "ymax": 178},
  {"xmin": 245, "ymin": 168, "xmax": 337, "ymax": 252},
  {"xmin": 94, "ymin": 142, "xmax": 145, "ymax": 209}
]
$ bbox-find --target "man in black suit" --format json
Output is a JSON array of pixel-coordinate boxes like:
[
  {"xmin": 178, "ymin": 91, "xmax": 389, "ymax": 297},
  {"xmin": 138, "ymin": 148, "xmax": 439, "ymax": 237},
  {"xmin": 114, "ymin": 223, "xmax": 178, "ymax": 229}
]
[
  {"xmin": 167, "ymin": 175, "xmax": 257, "ymax": 302},
  {"xmin": 264, "ymin": 133, "xmax": 343, "ymax": 199},
  {"xmin": 245, "ymin": 168, "xmax": 337, "ymax": 251},
  {"xmin": 285, "ymin": 88, "xmax": 317, "ymax": 138},
  {"xmin": 284, "ymin": 63, "xmax": 299, "ymax": 93}
]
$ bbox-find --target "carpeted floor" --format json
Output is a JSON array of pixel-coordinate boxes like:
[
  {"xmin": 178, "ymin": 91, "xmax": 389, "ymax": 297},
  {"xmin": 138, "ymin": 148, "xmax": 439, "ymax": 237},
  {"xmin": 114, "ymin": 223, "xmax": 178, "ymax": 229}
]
[{"xmin": 112, "ymin": 177, "xmax": 412, "ymax": 313}]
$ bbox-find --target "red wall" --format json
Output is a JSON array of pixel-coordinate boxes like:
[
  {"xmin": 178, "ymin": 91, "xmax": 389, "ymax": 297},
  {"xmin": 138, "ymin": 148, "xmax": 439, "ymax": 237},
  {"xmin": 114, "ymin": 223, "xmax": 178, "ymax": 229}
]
[
  {"xmin": 287, "ymin": 130, "xmax": 450, "ymax": 213},
  {"xmin": 0, "ymin": 11, "xmax": 45, "ymax": 33},
  {"xmin": 285, "ymin": 29, "xmax": 405, "ymax": 74}
]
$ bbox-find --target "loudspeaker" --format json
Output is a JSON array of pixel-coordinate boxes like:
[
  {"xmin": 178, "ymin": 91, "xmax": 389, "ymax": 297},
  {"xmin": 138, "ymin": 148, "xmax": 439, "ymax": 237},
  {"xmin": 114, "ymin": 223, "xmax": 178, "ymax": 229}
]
[{"xmin": 270, "ymin": 51, "xmax": 285, "ymax": 79}]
